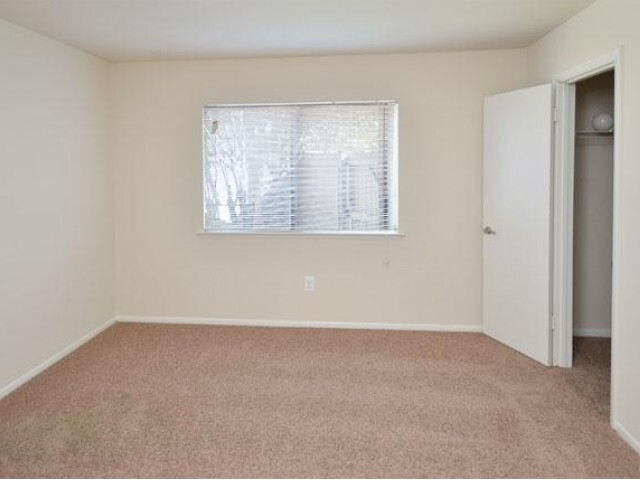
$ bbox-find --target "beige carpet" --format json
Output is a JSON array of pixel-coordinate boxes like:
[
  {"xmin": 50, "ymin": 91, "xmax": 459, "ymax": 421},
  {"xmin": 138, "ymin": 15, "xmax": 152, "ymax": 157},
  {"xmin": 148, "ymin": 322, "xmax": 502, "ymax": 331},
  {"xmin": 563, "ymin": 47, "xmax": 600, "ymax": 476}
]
[{"xmin": 0, "ymin": 324, "xmax": 638, "ymax": 478}]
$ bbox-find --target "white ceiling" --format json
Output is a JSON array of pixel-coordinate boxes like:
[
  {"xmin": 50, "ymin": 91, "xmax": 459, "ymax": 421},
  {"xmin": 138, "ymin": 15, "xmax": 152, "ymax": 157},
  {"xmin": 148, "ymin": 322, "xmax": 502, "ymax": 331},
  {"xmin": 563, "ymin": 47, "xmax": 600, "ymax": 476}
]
[{"xmin": 0, "ymin": 0, "xmax": 595, "ymax": 62}]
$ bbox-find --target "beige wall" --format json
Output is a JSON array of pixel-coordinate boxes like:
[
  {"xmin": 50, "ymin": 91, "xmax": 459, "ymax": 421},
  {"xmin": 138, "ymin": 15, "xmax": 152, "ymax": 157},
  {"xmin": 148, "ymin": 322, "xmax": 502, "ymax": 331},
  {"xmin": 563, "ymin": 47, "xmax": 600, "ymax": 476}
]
[
  {"xmin": 111, "ymin": 50, "xmax": 527, "ymax": 326},
  {"xmin": 528, "ymin": 0, "xmax": 640, "ymax": 451},
  {"xmin": 0, "ymin": 19, "xmax": 114, "ymax": 391}
]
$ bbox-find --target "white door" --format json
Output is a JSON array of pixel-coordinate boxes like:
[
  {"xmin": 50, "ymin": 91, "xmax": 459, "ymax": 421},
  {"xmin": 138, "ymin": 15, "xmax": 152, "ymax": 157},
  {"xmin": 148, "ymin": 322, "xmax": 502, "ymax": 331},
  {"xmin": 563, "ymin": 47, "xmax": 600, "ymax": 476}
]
[{"xmin": 483, "ymin": 84, "xmax": 553, "ymax": 365}]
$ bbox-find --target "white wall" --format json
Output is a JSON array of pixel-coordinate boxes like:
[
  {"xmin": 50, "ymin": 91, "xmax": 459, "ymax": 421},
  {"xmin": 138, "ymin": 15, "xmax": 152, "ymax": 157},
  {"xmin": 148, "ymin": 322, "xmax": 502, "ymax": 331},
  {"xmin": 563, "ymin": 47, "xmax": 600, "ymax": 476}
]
[
  {"xmin": 111, "ymin": 49, "xmax": 527, "ymax": 327},
  {"xmin": 528, "ymin": 0, "xmax": 640, "ymax": 451},
  {"xmin": 573, "ymin": 72, "xmax": 614, "ymax": 336},
  {"xmin": 0, "ymin": 19, "xmax": 114, "ymax": 392}
]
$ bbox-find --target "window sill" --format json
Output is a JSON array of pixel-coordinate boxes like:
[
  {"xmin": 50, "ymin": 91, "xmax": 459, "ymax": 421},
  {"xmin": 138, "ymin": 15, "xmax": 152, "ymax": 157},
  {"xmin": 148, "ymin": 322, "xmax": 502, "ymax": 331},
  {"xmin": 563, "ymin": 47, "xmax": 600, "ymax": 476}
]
[{"xmin": 196, "ymin": 230, "xmax": 405, "ymax": 238}]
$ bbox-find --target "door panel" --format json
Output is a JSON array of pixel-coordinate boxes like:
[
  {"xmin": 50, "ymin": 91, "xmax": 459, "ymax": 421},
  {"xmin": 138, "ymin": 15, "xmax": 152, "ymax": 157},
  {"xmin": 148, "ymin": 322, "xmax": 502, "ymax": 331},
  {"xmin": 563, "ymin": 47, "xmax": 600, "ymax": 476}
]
[{"xmin": 483, "ymin": 84, "xmax": 553, "ymax": 365}]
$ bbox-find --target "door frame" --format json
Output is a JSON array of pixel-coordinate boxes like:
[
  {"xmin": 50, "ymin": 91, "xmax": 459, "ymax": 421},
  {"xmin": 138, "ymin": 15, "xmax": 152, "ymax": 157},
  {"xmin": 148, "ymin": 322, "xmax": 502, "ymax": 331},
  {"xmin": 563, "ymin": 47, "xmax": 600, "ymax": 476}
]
[{"xmin": 552, "ymin": 48, "xmax": 622, "ymax": 421}]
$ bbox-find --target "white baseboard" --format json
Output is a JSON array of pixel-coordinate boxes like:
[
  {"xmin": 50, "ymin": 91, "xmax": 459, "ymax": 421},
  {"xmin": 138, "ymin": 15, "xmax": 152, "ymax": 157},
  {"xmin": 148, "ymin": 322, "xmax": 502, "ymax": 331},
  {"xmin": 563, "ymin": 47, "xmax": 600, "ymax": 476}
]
[
  {"xmin": 613, "ymin": 420, "xmax": 640, "ymax": 456},
  {"xmin": 0, "ymin": 316, "xmax": 116, "ymax": 400},
  {"xmin": 116, "ymin": 315, "xmax": 482, "ymax": 333},
  {"xmin": 573, "ymin": 328, "xmax": 611, "ymax": 338}
]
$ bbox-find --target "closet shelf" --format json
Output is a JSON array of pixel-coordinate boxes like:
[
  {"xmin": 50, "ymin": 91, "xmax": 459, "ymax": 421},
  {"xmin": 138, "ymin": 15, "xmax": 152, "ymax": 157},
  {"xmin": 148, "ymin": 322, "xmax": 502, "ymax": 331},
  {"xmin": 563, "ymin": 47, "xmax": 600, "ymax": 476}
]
[{"xmin": 576, "ymin": 130, "xmax": 614, "ymax": 136}]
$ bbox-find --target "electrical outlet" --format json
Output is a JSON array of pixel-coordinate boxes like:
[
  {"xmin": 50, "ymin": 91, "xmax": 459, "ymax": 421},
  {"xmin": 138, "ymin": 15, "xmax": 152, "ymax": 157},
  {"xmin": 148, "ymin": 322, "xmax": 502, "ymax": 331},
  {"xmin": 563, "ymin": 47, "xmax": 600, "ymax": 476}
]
[{"xmin": 304, "ymin": 276, "xmax": 315, "ymax": 292}]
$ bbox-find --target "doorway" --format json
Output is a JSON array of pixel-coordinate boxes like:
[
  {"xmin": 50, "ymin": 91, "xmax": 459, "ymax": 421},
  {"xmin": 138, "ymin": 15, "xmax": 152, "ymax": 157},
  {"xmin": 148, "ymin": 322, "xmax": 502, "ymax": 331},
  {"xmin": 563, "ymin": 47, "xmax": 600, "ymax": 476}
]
[
  {"xmin": 573, "ymin": 71, "xmax": 614, "ymax": 342},
  {"xmin": 553, "ymin": 50, "xmax": 621, "ymax": 426},
  {"xmin": 571, "ymin": 70, "xmax": 614, "ymax": 414}
]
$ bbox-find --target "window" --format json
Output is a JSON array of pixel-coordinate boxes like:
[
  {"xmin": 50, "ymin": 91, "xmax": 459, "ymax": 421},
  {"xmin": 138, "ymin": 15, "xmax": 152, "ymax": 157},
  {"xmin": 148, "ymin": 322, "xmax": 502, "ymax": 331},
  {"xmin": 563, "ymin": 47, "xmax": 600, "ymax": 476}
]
[{"xmin": 202, "ymin": 101, "xmax": 398, "ymax": 234}]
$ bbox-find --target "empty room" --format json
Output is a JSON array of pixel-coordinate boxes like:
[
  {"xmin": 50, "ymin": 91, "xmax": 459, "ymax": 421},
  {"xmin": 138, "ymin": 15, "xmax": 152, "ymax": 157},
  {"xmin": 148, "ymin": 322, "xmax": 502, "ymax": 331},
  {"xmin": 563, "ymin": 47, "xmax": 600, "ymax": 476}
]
[{"xmin": 1, "ymin": 0, "xmax": 640, "ymax": 478}]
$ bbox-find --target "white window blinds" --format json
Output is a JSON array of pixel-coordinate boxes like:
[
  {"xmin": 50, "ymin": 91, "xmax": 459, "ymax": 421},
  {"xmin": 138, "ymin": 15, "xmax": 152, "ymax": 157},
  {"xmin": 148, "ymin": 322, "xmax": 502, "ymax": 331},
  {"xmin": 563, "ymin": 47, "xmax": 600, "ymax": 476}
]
[{"xmin": 203, "ymin": 101, "xmax": 398, "ymax": 234}]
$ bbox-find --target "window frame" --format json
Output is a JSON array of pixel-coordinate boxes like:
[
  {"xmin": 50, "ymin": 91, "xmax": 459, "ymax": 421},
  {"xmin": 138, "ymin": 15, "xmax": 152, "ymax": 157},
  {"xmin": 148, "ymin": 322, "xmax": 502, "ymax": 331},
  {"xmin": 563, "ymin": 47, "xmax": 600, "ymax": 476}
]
[{"xmin": 200, "ymin": 100, "xmax": 401, "ymax": 237}]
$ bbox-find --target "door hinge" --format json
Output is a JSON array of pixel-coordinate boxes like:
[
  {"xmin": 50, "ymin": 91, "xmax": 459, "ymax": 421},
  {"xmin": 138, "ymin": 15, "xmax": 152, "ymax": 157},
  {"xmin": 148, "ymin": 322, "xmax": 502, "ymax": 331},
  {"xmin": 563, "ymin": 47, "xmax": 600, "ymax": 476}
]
[
  {"xmin": 551, "ymin": 315, "xmax": 556, "ymax": 331},
  {"xmin": 553, "ymin": 108, "xmax": 559, "ymax": 123}
]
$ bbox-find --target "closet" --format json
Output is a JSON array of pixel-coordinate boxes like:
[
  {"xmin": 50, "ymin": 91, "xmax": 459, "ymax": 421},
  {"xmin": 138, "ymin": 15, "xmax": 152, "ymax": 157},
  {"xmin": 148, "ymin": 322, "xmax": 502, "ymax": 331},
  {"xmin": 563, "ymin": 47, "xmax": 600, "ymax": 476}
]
[{"xmin": 573, "ymin": 71, "xmax": 614, "ymax": 342}]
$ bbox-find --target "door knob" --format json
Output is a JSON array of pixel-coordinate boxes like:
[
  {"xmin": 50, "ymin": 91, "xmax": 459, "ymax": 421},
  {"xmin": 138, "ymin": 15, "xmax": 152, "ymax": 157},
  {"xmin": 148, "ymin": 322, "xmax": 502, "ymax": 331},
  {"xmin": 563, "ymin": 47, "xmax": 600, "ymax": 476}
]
[{"xmin": 483, "ymin": 226, "xmax": 496, "ymax": 235}]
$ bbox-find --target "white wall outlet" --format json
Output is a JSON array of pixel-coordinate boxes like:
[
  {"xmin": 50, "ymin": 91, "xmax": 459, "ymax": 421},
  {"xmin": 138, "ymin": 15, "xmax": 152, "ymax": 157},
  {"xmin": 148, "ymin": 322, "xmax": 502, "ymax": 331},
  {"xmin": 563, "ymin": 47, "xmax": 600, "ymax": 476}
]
[{"xmin": 304, "ymin": 276, "xmax": 315, "ymax": 292}]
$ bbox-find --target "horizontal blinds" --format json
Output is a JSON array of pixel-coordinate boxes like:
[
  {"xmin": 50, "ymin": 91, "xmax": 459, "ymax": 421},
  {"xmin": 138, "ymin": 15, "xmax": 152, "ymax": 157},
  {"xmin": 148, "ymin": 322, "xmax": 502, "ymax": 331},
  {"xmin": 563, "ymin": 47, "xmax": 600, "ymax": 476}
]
[{"xmin": 203, "ymin": 101, "xmax": 397, "ymax": 233}]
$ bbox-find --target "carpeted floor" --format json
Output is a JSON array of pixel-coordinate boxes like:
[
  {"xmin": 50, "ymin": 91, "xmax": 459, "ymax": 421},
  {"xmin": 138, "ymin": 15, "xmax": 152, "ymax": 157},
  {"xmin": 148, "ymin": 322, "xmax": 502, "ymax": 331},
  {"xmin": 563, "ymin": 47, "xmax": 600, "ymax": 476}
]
[{"xmin": 0, "ymin": 324, "xmax": 638, "ymax": 478}]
